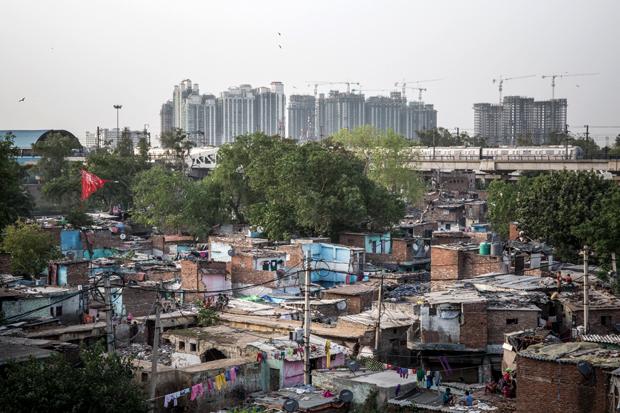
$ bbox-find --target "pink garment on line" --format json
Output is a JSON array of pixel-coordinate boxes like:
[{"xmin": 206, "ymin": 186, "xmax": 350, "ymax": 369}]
[{"xmin": 190, "ymin": 383, "xmax": 204, "ymax": 401}]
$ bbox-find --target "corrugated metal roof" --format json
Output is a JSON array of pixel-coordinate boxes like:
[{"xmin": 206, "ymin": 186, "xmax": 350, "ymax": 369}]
[{"xmin": 580, "ymin": 334, "xmax": 620, "ymax": 345}]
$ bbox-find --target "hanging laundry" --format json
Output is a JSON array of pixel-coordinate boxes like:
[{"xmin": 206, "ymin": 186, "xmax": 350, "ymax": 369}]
[
  {"xmin": 230, "ymin": 366, "xmax": 237, "ymax": 383},
  {"xmin": 224, "ymin": 369, "xmax": 231, "ymax": 382},
  {"xmin": 190, "ymin": 383, "xmax": 204, "ymax": 401},
  {"xmin": 180, "ymin": 388, "xmax": 190, "ymax": 396},
  {"xmin": 164, "ymin": 391, "xmax": 180, "ymax": 408},
  {"xmin": 207, "ymin": 377, "xmax": 214, "ymax": 392}
]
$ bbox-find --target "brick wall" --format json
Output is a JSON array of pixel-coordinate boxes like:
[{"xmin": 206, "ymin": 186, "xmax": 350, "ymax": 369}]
[
  {"xmin": 277, "ymin": 244, "xmax": 304, "ymax": 267},
  {"xmin": 509, "ymin": 222, "xmax": 519, "ymax": 241},
  {"xmin": 459, "ymin": 302, "xmax": 487, "ymax": 349},
  {"xmin": 338, "ymin": 233, "xmax": 366, "ymax": 249},
  {"xmin": 152, "ymin": 235, "xmax": 165, "ymax": 253},
  {"xmin": 461, "ymin": 251, "xmax": 503, "ymax": 278},
  {"xmin": 66, "ymin": 261, "xmax": 90, "ymax": 286},
  {"xmin": 486, "ymin": 309, "xmax": 539, "ymax": 345},
  {"xmin": 230, "ymin": 255, "xmax": 278, "ymax": 287},
  {"xmin": 563, "ymin": 306, "xmax": 620, "ymax": 336},
  {"xmin": 430, "ymin": 247, "xmax": 459, "ymax": 280},
  {"xmin": 431, "ymin": 232, "xmax": 472, "ymax": 245},
  {"xmin": 391, "ymin": 239, "xmax": 413, "ymax": 262},
  {"xmin": 516, "ymin": 356, "xmax": 610, "ymax": 413},
  {"xmin": 180, "ymin": 260, "xmax": 202, "ymax": 302},
  {"xmin": 145, "ymin": 270, "xmax": 179, "ymax": 283},
  {"xmin": 122, "ymin": 286, "xmax": 159, "ymax": 317}
]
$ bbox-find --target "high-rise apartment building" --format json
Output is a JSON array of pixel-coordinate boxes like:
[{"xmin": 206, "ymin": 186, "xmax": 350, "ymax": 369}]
[
  {"xmin": 219, "ymin": 84, "xmax": 256, "ymax": 145},
  {"xmin": 317, "ymin": 91, "xmax": 365, "ymax": 138},
  {"xmin": 402, "ymin": 102, "xmax": 437, "ymax": 141},
  {"xmin": 160, "ymin": 100, "xmax": 174, "ymax": 135},
  {"xmin": 254, "ymin": 82, "xmax": 286, "ymax": 137},
  {"xmin": 365, "ymin": 92, "xmax": 405, "ymax": 135},
  {"xmin": 288, "ymin": 95, "xmax": 315, "ymax": 141},
  {"xmin": 474, "ymin": 96, "xmax": 567, "ymax": 145},
  {"xmin": 160, "ymin": 79, "xmax": 439, "ymax": 145}
]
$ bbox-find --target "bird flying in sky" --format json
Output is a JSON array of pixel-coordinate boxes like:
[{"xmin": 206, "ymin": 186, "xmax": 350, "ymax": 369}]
[{"xmin": 18, "ymin": 97, "xmax": 25, "ymax": 102}]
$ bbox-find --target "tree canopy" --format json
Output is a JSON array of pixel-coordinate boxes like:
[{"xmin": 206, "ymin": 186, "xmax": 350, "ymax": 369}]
[
  {"xmin": 0, "ymin": 345, "xmax": 148, "ymax": 413},
  {"xmin": 131, "ymin": 165, "xmax": 223, "ymax": 238},
  {"xmin": 0, "ymin": 133, "xmax": 32, "ymax": 231},
  {"xmin": 487, "ymin": 171, "xmax": 619, "ymax": 262},
  {"xmin": 1, "ymin": 221, "xmax": 60, "ymax": 278},
  {"xmin": 330, "ymin": 126, "xmax": 424, "ymax": 203},
  {"xmin": 209, "ymin": 133, "xmax": 404, "ymax": 240}
]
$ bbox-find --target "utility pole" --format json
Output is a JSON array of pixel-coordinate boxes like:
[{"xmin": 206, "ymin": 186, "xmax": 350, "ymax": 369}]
[
  {"xmin": 564, "ymin": 124, "xmax": 569, "ymax": 159},
  {"xmin": 103, "ymin": 273, "xmax": 114, "ymax": 353},
  {"xmin": 303, "ymin": 250, "xmax": 312, "ymax": 385},
  {"xmin": 149, "ymin": 288, "xmax": 162, "ymax": 409},
  {"xmin": 374, "ymin": 272, "xmax": 384, "ymax": 356},
  {"xmin": 96, "ymin": 126, "xmax": 100, "ymax": 149},
  {"xmin": 583, "ymin": 246, "xmax": 590, "ymax": 334},
  {"xmin": 584, "ymin": 125, "xmax": 590, "ymax": 158}
]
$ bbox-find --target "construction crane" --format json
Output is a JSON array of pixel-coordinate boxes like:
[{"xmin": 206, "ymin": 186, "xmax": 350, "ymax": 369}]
[
  {"xmin": 350, "ymin": 88, "xmax": 393, "ymax": 95},
  {"xmin": 306, "ymin": 81, "xmax": 361, "ymax": 95},
  {"xmin": 492, "ymin": 74, "xmax": 536, "ymax": 104},
  {"xmin": 394, "ymin": 78, "xmax": 442, "ymax": 101},
  {"xmin": 401, "ymin": 87, "xmax": 428, "ymax": 102},
  {"xmin": 541, "ymin": 72, "xmax": 599, "ymax": 100}
]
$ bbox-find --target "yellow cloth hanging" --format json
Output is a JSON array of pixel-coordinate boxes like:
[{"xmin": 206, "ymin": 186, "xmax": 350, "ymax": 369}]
[
  {"xmin": 215, "ymin": 374, "xmax": 226, "ymax": 391},
  {"xmin": 325, "ymin": 339, "xmax": 331, "ymax": 368}
]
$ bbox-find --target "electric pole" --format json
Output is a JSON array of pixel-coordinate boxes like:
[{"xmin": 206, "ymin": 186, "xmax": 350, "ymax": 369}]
[
  {"xmin": 104, "ymin": 273, "xmax": 114, "ymax": 353},
  {"xmin": 584, "ymin": 125, "xmax": 590, "ymax": 158},
  {"xmin": 374, "ymin": 272, "xmax": 384, "ymax": 356},
  {"xmin": 149, "ymin": 285, "xmax": 162, "ymax": 409},
  {"xmin": 303, "ymin": 250, "xmax": 312, "ymax": 385},
  {"xmin": 583, "ymin": 246, "xmax": 590, "ymax": 334}
]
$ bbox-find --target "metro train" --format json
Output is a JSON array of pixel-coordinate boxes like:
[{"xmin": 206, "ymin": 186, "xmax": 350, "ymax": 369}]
[{"xmin": 413, "ymin": 145, "xmax": 584, "ymax": 160}]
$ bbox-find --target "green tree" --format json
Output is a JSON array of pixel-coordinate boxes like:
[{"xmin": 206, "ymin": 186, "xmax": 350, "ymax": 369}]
[
  {"xmin": 331, "ymin": 126, "xmax": 424, "ymax": 203},
  {"xmin": 160, "ymin": 128, "xmax": 195, "ymax": 171},
  {"xmin": 32, "ymin": 132, "xmax": 80, "ymax": 182},
  {"xmin": 1, "ymin": 221, "xmax": 59, "ymax": 278},
  {"xmin": 213, "ymin": 133, "xmax": 404, "ymax": 240},
  {"xmin": 575, "ymin": 186, "xmax": 620, "ymax": 263},
  {"xmin": 0, "ymin": 133, "xmax": 33, "ymax": 231},
  {"xmin": 486, "ymin": 179, "xmax": 525, "ymax": 238},
  {"xmin": 487, "ymin": 171, "xmax": 615, "ymax": 261},
  {"xmin": 132, "ymin": 166, "xmax": 223, "ymax": 238},
  {"xmin": 0, "ymin": 344, "xmax": 148, "ymax": 413}
]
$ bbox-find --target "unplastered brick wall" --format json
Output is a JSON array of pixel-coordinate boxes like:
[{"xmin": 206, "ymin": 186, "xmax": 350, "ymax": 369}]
[
  {"xmin": 338, "ymin": 233, "xmax": 366, "ymax": 249},
  {"xmin": 486, "ymin": 309, "xmax": 539, "ymax": 345},
  {"xmin": 430, "ymin": 246, "xmax": 460, "ymax": 280},
  {"xmin": 391, "ymin": 239, "xmax": 414, "ymax": 262},
  {"xmin": 516, "ymin": 356, "xmax": 610, "ymax": 413},
  {"xmin": 276, "ymin": 244, "xmax": 304, "ymax": 267},
  {"xmin": 459, "ymin": 302, "xmax": 488, "ymax": 349},
  {"xmin": 461, "ymin": 251, "xmax": 503, "ymax": 278}
]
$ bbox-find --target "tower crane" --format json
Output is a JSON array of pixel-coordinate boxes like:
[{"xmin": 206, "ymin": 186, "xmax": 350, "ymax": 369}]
[
  {"xmin": 307, "ymin": 81, "xmax": 361, "ymax": 95},
  {"xmin": 394, "ymin": 78, "xmax": 442, "ymax": 101},
  {"xmin": 401, "ymin": 87, "xmax": 428, "ymax": 102},
  {"xmin": 492, "ymin": 74, "xmax": 536, "ymax": 104},
  {"xmin": 351, "ymin": 88, "xmax": 393, "ymax": 95},
  {"xmin": 306, "ymin": 81, "xmax": 361, "ymax": 138},
  {"xmin": 541, "ymin": 72, "xmax": 599, "ymax": 100}
]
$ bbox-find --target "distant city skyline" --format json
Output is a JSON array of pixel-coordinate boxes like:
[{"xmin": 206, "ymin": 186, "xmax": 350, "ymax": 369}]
[{"xmin": 1, "ymin": 1, "xmax": 619, "ymax": 146}]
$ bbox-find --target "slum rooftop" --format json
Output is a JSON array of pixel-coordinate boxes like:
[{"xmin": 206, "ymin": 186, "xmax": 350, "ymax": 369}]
[{"xmin": 519, "ymin": 342, "xmax": 620, "ymax": 369}]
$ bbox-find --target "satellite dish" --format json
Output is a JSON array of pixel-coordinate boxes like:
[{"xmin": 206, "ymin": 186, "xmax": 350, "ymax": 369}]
[
  {"xmin": 347, "ymin": 360, "xmax": 360, "ymax": 372},
  {"xmin": 227, "ymin": 248, "xmax": 235, "ymax": 257},
  {"xmin": 283, "ymin": 398, "xmax": 299, "ymax": 412},
  {"xmin": 120, "ymin": 233, "xmax": 127, "ymax": 240},
  {"xmin": 338, "ymin": 389, "xmax": 353, "ymax": 403}
]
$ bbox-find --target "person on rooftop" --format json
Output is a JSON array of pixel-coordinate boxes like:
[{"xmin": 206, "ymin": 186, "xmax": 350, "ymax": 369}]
[
  {"xmin": 442, "ymin": 388, "xmax": 454, "ymax": 406},
  {"xmin": 461, "ymin": 390, "xmax": 473, "ymax": 406}
]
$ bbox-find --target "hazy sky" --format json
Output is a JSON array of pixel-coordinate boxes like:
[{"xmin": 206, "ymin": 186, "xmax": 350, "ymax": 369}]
[{"xmin": 2, "ymin": 0, "xmax": 619, "ymax": 146}]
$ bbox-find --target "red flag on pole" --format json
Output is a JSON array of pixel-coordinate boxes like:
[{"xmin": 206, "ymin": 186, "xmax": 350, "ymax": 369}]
[{"xmin": 81, "ymin": 170, "xmax": 109, "ymax": 200}]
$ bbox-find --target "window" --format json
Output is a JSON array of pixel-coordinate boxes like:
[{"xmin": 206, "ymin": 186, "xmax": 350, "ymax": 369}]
[
  {"xmin": 330, "ymin": 354, "xmax": 336, "ymax": 361},
  {"xmin": 506, "ymin": 318, "xmax": 518, "ymax": 325},
  {"xmin": 55, "ymin": 306, "xmax": 62, "ymax": 316},
  {"xmin": 141, "ymin": 372, "xmax": 149, "ymax": 382},
  {"xmin": 190, "ymin": 343, "xmax": 197, "ymax": 352},
  {"xmin": 601, "ymin": 315, "xmax": 612, "ymax": 326},
  {"xmin": 179, "ymin": 341, "xmax": 185, "ymax": 350},
  {"xmin": 428, "ymin": 307, "xmax": 437, "ymax": 316}
]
